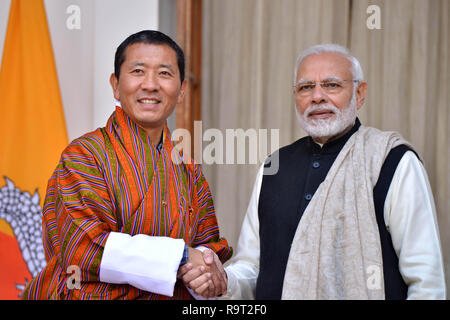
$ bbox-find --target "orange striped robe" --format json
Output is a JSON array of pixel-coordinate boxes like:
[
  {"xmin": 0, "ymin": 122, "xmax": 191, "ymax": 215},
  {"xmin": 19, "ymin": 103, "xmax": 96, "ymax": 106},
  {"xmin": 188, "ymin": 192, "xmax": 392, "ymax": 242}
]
[{"xmin": 23, "ymin": 106, "xmax": 232, "ymax": 299}]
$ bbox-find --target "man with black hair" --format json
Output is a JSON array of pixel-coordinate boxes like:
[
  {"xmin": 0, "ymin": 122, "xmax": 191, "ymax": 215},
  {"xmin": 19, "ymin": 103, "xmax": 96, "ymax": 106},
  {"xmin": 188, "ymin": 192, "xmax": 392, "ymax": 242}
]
[{"xmin": 23, "ymin": 30, "xmax": 231, "ymax": 300}]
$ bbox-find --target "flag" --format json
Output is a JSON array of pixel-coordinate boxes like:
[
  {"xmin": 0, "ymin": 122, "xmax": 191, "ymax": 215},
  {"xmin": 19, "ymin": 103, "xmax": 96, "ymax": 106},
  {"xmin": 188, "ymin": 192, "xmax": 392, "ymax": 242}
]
[{"xmin": 0, "ymin": 0, "xmax": 68, "ymax": 299}]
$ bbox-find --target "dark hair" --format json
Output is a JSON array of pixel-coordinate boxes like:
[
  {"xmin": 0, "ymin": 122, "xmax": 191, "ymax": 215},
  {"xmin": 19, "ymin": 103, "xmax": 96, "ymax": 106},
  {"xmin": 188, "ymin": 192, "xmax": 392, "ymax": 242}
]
[{"xmin": 114, "ymin": 30, "xmax": 185, "ymax": 83}]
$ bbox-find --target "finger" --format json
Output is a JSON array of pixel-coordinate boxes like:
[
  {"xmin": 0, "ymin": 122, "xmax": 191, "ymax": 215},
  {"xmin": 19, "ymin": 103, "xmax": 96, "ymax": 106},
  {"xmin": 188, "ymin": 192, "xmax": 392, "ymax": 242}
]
[
  {"xmin": 214, "ymin": 256, "xmax": 228, "ymax": 294},
  {"xmin": 177, "ymin": 263, "xmax": 192, "ymax": 279},
  {"xmin": 215, "ymin": 273, "xmax": 226, "ymax": 296},
  {"xmin": 213, "ymin": 255, "xmax": 228, "ymax": 287},
  {"xmin": 198, "ymin": 280, "xmax": 214, "ymax": 299},
  {"xmin": 209, "ymin": 256, "xmax": 226, "ymax": 295},
  {"xmin": 189, "ymin": 272, "xmax": 211, "ymax": 291},
  {"xmin": 202, "ymin": 249, "xmax": 214, "ymax": 265},
  {"xmin": 182, "ymin": 266, "xmax": 206, "ymax": 285},
  {"xmin": 215, "ymin": 255, "xmax": 227, "ymax": 278},
  {"xmin": 194, "ymin": 279, "xmax": 213, "ymax": 296},
  {"xmin": 209, "ymin": 265, "xmax": 223, "ymax": 296},
  {"xmin": 205, "ymin": 278, "xmax": 216, "ymax": 298}
]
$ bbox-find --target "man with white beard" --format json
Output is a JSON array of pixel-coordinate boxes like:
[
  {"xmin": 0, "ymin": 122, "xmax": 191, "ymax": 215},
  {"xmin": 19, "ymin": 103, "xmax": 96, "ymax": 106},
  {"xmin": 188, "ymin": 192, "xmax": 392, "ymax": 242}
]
[{"xmin": 178, "ymin": 44, "xmax": 446, "ymax": 300}]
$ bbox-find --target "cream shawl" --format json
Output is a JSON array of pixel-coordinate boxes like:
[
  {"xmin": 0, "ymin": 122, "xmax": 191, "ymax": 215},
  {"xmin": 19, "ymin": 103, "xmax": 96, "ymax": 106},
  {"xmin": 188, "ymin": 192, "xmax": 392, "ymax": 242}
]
[{"xmin": 282, "ymin": 125, "xmax": 411, "ymax": 300}]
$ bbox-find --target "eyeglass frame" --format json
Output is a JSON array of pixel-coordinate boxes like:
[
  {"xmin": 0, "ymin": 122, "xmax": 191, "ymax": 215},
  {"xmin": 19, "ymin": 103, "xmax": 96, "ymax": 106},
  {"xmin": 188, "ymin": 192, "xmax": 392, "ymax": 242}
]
[{"xmin": 293, "ymin": 78, "xmax": 361, "ymax": 96}]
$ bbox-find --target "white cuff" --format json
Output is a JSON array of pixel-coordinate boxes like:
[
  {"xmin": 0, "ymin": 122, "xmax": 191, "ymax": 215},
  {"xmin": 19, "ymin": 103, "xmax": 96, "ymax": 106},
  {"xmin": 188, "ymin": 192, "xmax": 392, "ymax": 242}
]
[
  {"xmin": 99, "ymin": 232, "xmax": 185, "ymax": 297},
  {"xmin": 195, "ymin": 246, "xmax": 209, "ymax": 253}
]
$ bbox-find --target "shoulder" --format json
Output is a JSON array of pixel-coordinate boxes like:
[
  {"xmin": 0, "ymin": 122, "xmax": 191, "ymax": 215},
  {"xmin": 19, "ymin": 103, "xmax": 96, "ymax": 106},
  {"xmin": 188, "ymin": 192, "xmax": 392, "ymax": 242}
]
[
  {"xmin": 268, "ymin": 136, "xmax": 309, "ymax": 159},
  {"xmin": 191, "ymin": 163, "xmax": 209, "ymax": 186},
  {"xmin": 392, "ymin": 150, "xmax": 425, "ymax": 181},
  {"xmin": 62, "ymin": 128, "xmax": 107, "ymax": 159},
  {"xmin": 281, "ymin": 136, "xmax": 309, "ymax": 154},
  {"xmin": 377, "ymin": 144, "xmax": 420, "ymax": 183},
  {"xmin": 263, "ymin": 136, "xmax": 309, "ymax": 168},
  {"xmin": 358, "ymin": 126, "xmax": 416, "ymax": 154},
  {"xmin": 55, "ymin": 129, "xmax": 110, "ymax": 174}
]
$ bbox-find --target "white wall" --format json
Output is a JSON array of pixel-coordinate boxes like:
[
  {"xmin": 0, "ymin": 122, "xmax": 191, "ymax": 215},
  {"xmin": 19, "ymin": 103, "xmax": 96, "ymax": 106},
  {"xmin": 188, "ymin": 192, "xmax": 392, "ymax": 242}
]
[
  {"xmin": 91, "ymin": 0, "xmax": 159, "ymax": 132},
  {"xmin": 0, "ymin": 0, "xmax": 160, "ymax": 141},
  {"xmin": 44, "ymin": 0, "xmax": 96, "ymax": 142},
  {"xmin": 0, "ymin": 1, "xmax": 11, "ymax": 67}
]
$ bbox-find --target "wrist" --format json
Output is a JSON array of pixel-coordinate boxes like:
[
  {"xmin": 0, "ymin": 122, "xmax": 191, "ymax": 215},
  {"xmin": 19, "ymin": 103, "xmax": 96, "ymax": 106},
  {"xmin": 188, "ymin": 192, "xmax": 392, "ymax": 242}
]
[{"xmin": 180, "ymin": 244, "xmax": 189, "ymax": 265}]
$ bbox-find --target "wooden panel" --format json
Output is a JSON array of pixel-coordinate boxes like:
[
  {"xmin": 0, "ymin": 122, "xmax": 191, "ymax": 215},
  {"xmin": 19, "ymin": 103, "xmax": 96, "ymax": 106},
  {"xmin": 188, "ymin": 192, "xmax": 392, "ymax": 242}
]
[{"xmin": 176, "ymin": 0, "xmax": 202, "ymax": 162}]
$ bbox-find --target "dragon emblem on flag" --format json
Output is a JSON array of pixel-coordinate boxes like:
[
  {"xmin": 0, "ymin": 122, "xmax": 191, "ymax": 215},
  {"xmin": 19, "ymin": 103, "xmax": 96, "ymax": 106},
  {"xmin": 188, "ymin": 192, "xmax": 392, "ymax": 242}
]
[{"xmin": 0, "ymin": 177, "xmax": 47, "ymax": 297}]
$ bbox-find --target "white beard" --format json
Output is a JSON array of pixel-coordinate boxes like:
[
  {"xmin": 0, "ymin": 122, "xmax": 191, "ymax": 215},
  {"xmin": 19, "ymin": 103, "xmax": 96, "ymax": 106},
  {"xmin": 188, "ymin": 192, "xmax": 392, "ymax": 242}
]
[{"xmin": 296, "ymin": 93, "xmax": 357, "ymax": 140}]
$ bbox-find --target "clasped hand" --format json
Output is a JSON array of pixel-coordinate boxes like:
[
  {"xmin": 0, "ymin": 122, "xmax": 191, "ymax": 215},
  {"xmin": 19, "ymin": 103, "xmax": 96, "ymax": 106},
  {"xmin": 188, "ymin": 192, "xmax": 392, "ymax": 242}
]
[{"xmin": 177, "ymin": 247, "xmax": 227, "ymax": 298}]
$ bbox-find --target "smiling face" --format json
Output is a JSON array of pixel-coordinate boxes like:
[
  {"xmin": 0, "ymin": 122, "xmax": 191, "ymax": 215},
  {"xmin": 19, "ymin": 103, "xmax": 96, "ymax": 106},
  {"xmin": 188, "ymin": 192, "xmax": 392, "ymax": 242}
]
[
  {"xmin": 294, "ymin": 52, "xmax": 367, "ymax": 143},
  {"xmin": 110, "ymin": 43, "xmax": 186, "ymax": 142}
]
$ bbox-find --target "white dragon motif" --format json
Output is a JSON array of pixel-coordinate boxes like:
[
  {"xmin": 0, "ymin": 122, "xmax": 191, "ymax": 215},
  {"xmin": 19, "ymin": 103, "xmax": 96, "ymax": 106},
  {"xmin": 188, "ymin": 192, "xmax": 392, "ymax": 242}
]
[{"xmin": 0, "ymin": 177, "xmax": 47, "ymax": 296}]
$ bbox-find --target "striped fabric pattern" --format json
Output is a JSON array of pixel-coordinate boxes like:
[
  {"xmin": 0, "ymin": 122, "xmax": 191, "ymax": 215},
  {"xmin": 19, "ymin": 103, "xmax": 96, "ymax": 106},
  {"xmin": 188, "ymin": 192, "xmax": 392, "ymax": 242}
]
[{"xmin": 23, "ymin": 106, "xmax": 232, "ymax": 300}]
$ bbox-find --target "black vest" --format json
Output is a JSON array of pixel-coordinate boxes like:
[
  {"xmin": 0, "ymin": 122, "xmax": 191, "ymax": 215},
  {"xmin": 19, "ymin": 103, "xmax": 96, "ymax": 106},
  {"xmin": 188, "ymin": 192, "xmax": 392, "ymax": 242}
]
[{"xmin": 256, "ymin": 119, "xmax": 413, "ymax": 300}]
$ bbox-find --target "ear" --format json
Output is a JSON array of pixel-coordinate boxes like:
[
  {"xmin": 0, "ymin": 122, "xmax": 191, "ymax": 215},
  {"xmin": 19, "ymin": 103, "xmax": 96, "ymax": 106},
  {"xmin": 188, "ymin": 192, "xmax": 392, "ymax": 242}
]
[
  {"xmin": 176, "ymin": 80, "xmax": 188, "ymax": 105},
  {"xmin": 355, "ymin": 81, "xmax": 367, "ymax": 110},
  {"xmin": 110, "ymin": 73, "xmax": 120, "ymax": 101}
]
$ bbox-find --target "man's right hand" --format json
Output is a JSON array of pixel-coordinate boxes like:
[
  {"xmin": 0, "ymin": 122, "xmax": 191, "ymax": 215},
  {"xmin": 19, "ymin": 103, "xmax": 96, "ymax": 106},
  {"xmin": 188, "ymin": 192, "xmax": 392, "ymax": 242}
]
[
  {"xmin": 202, "ymin": 249, "xmax": 227, "ymax": 297},
  {"xmin": 177, "ymin": 247, "xmax": 212, "ymax": 296},
  {"xmin": 178, "ymin": 248, "xmax": 227, "ymax": 298}
]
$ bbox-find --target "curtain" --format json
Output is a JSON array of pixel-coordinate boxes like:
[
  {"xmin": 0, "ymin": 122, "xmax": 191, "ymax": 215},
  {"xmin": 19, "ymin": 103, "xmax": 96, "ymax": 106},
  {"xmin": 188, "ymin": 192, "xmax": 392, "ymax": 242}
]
[
  {"xmin": 202, "ymin": 0, "xmax": 450, "ymax": 291},
  {"xmin": 202, "ymin": 0, "xmax": 350, "ymax": 246},
  {"xmin": 350, "ymin": 0, "xmax": 450, "ymax": 291}
]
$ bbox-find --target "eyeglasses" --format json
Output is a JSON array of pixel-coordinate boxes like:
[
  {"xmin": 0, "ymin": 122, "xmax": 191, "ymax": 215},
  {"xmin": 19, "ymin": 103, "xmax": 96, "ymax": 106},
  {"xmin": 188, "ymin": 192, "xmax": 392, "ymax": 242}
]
[{"xmin": 293, "ymin": 79, "xmax": 360, "ymax": 96}]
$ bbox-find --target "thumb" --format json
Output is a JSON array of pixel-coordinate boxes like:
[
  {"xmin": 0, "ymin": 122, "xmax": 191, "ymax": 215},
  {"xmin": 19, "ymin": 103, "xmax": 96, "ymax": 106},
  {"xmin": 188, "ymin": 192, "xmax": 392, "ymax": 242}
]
[{"xmin": 202, "ymin": 249, "xmax": 214, "ymax": 265}]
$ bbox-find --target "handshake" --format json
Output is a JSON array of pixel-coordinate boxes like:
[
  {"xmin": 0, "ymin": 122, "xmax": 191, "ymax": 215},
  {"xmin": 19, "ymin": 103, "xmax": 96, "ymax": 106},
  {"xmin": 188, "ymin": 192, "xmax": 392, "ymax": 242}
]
[{"xmin": 177, "ymin": 247, "xmax": 227, "ymax": 298}]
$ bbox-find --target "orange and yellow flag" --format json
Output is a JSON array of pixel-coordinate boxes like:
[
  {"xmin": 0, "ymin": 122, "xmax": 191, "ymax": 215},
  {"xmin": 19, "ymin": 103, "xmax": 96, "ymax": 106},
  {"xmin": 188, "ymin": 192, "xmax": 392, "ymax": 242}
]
[{"xmin": 0, "ymin": 0, "xmax": 67, "ymax": 299}]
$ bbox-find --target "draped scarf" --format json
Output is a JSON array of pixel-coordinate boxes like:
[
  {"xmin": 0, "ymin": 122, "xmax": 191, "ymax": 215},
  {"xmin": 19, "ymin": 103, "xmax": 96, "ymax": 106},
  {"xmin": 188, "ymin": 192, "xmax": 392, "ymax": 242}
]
[{"xmin": 282, "ymin": 126, "xmax": 411, "ymax": 299}]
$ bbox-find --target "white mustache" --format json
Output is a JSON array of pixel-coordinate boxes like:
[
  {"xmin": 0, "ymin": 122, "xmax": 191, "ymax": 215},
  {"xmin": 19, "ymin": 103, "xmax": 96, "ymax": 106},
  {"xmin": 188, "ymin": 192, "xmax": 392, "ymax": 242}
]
[{"xmin": 304, "ymin": 104, "xmax": 340, "ymax": 118}]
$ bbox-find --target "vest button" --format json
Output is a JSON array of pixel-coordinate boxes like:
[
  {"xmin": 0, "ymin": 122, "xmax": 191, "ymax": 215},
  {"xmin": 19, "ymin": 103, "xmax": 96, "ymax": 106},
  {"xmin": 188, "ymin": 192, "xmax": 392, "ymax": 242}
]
[
  {"xmin": 312, "ymin": 161, "xmax": 320, "ymax": 168},
  {"xmin": 305, "ymin": 194, "xmax": 312, "ymax": 201}
]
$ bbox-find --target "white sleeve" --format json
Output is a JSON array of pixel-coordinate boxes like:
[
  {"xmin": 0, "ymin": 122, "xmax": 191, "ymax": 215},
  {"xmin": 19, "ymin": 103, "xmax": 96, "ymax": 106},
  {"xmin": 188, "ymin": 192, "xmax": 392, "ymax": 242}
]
[
  {"xmin": 221, "ymin": 164, "xmax": 264, "ymax": 300},
  {"xmin": 99, "ymin": 232, "xmax": 185, "ymax": 297},
  {"xmin": 384, "ymin": 151, "xmax": 446, "ymax": 299}
]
